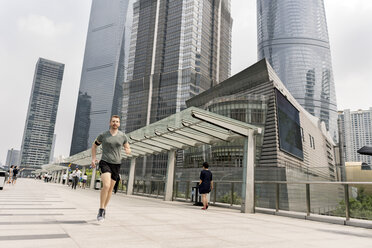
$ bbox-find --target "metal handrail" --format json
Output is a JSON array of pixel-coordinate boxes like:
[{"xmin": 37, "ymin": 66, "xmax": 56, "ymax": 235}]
[{"xmin": 255, "ymin": 181, "xmax": 372, "ymax": 185}]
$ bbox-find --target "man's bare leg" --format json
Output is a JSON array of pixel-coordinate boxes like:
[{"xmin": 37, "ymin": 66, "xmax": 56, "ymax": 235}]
[
  {"xmin": 100, "ymin": 173, "xmax": 112, "ymax": 209},
  {"xmin": 103, "ymin": 179, "xmax": 116, "ymax": 209}
]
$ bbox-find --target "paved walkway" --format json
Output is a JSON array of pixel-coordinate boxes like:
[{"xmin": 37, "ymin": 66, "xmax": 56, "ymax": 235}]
[{"xmin": 1, "ymin": 179, "xmax": 372, "ymax": 248}]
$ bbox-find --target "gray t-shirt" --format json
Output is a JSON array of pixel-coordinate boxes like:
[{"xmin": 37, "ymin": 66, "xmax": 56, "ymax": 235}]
[{"xmin": 96, "ymin": 130, "xmax": 128, "ymax": 164}]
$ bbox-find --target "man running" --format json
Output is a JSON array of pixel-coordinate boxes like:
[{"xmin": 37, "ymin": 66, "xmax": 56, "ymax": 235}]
[{"xmin": 91, "ymin": 115, "xmax": 131, "ymax": 221}]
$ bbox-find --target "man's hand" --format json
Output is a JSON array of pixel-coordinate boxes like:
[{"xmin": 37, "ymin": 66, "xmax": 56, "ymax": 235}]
[
  {"xmin": 124, "ymin": 143, "xmax": 131, "ymax": 155},
  {"xmin": 91, "ymin": 159, "xmax": 98, "ymax": 168}
]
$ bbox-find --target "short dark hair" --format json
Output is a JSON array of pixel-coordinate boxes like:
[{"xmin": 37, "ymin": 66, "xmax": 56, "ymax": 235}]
[
  {"xmin": 111, "ymin": 115, "xmax": 120, "ymax": 121},
  {"xmin": 202, "ymin": 162, "xmax": 209, "ymax": 168}
]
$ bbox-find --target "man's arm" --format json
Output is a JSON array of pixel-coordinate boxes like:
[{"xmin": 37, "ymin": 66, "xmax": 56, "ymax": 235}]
[
  {"xmin": 91, "ymin": 141, "xmax": 100, "ymax": 168},
  {"xmin": 124, "ymin": 142, "xmax": 131, "ymax": 155}
]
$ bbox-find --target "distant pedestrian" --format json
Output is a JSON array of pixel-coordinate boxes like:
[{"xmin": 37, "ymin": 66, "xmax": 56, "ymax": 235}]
[
  {"xmin": 71, "ymin": 167, "xmax": 81, "ymax": 190},
  {"xmin": 62, "ymin": 173, "xmax": 67, "ymax": 184},
  {"xmin": 7, "ymin": 165, "xmax": 14, "ymax": 184},
  {"xmin": 91, "ymin": 115, "xmax": 131, "ymax": 221},
  {"xmin": 199, "ymin": 162, "xmax": 213, "ymax": 210},
  {"xmin": 82, "ymin": 173, "xmax": 88, "ymax": 189},
  {"xmin": 68, "ymin": 173, "xmax": 73, "ymax": 186},
  {"xmin": 12, "ymin": 166, "xmax": 24, "ymax": 185}
]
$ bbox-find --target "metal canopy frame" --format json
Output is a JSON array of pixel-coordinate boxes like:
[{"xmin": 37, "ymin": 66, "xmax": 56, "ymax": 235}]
[{"xmin": 63, "ymin": 107, "xmax": 261, "ymax": 165}]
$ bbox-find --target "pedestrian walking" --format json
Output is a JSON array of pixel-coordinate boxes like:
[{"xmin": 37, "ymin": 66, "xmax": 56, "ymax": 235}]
[
  {"xmin": 91, "ymin": 115, "xmax": 131, "ymax": 221},
  {"xmin": 199, "ymin": 162, "xmax": 213, "ymax": 210},
  {"xmin": 62, "ymin": 173, "xmax": 67, "ymax": 184},
  {"xmin": 12, "ymin": 166, "xmax": 24, "ymax": 185},
  {"xmin": 71, "ymin": 167, "xmax": 82, "ymax": 190},
  {"xmin": 7, "ymin": 165, "xmax": 14, "ymax": 184},
  {"xmin": 68, "ymin": 173, "xmax": 72, "ymax": 186},
  {"xmin": 82, "ymin": 173, "xmax": 88, "ymax": 189}
]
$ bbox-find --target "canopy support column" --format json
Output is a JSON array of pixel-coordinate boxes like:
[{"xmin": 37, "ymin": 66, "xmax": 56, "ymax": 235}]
[
  {"xmin": 127, "ymin": 158, "xmax": 136, "ymax": 195},
  {"xmin": 164, "ymin": 149, "xmax": 176, "ymax": 201},
  {"xmin": 56, "ymin": 171, "xmax": 60, "ymax": 183},
  {"xmin": 241, "ymin": 130, "xmax": 256, "ymax": 213},
  {"xmin": 90, "ymin": 167, "xmax": 96, "ymax": 189},
  {"xmin": 59, "ymin": 170, "xmax": 63, "ymax": 184}
]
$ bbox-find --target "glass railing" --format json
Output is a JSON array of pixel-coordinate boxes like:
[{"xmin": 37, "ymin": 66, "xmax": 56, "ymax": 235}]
[
  {"xmin": 133, "ymin": 179, "xmax": 165, "ymax": 198},
  {"xmin": 173, "ymin": 180, "xmax": 243, "ymax": 207},
  {"xmin": 255, "ymin": 181, "xmax": 372, "ymax": 221},
  {"xmin": 49, "ymin": 165, "xmax": 372, "ymax": 222}
]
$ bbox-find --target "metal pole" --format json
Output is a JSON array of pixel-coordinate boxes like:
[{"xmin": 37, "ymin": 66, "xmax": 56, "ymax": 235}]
[
  {"xmin": 231, "ymin": 182, "xmax": 234, "ymax": 206},
  {"xmin": 186, "ymin": 181, "xmax": 190, "ymax": 200},
  {"xmin": 344, "ymin": 184, "xmax": 350, "ymax": 220},
  {"xmin": 157, "ymin": 181, "xmax": 161, "ymax": 196},
  {"xmin": 175, "ymin": 181, "xmax": 179, "ymax": 199},
  {"xmin": 275, "ymin": 183, "xmax": 279, "ymax": 212},
  {"xmin": 214, "ymin": 182, "xmax": 217, "ymax": 204},
  {"xmin": 306, "ymin": 184, "xmax": 311, "ymax": 216}
]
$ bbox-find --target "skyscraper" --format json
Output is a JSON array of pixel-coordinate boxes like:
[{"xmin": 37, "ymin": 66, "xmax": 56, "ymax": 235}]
[
  {"xmin": 257, "ymin": 0, "xmax": 338, "ymax": 141},
  {"xmin": 5, "ymin": 148, "xmax": 20, "ymax": 168},
  {"xmin": 338, "ymin": 108, "xmax": 372, "ymax": 165},
  {"xmin": 123, "ymin": 0, "xmax": 232, "ymax": 132},
  {"xmin": 70, "ymin": 0, "xmax": 134, "ymax": 155},
  {"xmin": 20, "ymin": 58, "xmax": 64, "ymax": 172}
]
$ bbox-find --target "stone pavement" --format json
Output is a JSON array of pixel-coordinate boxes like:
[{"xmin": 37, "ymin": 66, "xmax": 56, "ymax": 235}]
[{"xmin": 0, "ymin": 179, "xmax": 372, "ymax": 248}]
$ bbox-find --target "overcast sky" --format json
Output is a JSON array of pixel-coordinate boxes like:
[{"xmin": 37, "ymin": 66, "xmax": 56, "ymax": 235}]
[{"xmin": 0, "ymin": 0, "xmax": 372, "ymax": 164}]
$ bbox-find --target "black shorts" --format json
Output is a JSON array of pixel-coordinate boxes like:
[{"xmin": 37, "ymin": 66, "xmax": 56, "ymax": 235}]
[{"xmin": 99, "ymin": 160, "xmax": 120, "ymax": 181}]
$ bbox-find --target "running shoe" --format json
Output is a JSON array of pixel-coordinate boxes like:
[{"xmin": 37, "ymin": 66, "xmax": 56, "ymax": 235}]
[{"xmin": 97, "ymin": 208, "xmax": 105, "ymax": 222}]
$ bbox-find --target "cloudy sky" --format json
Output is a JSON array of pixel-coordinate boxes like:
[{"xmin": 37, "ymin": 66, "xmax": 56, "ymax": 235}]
[{"xmin": 0, "ymin": 0, "xmax": 372, "ymax": 163}]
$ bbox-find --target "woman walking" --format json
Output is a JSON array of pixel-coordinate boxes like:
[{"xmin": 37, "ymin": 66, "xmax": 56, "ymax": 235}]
[{"xmin": 199, "ymin": 162, "xmax": 213, "ymax": 210}]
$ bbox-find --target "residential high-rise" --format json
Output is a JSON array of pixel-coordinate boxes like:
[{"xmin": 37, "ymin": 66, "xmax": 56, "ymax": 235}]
[
  {"xmin": 338, "ymin": 108, "xmax": 372, "ymax": 165},
  {"xmin": 123, "ymin": 0, "xmax": 232, "ymax": 132},
  {"xmin": 257, "ymin": 0, "xmax": 338, "ymax": 141},
  {"xmin": 5, "ymin": 148, "xmax": 20, "ymax": 168},
  {"xmin": 70, "ymin": 0, "xmax": 134, "ymax": 155},
  {"xmin": 20, "ymin": 58, "xmax": 64, "ymax": 172}
]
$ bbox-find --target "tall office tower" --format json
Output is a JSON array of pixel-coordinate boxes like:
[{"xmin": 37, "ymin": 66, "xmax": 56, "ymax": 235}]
[
  {"xmin": 20, "ymin": 58, "xmax": 64, "ymax": 172},
  {"xmin": 123, "ymin": 0, "xmax": 232, "ymax": 132},
  {"xmin": 70, "ymin": 0, "xmax": 134, "ymax": 155},
  {"xmin": 338, "ymin": 108, "xmax": 372, "ymax": 165},
  {"xmin": 5, "ymin": 148, "xmax": 20, "ymax": 167},
  {"xmin": 257, "ymin": 0, "xmax": 338, "ymax": 141}
]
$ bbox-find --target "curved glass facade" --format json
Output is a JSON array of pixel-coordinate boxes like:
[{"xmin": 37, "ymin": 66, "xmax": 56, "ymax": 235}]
[{"xmin": 257, "ymin": 0, "xmax": 338, "ymax": 141}]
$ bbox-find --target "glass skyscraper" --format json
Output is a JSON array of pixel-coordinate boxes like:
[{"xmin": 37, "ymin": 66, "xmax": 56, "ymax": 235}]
[
  {"xmin": 257, "ymin": 0, "xmax": 338, "ymax": 141},
  {"xmin": 122, "ymin": 0, "xmax": 232, "ymax": 178},
  {"xmin": 70, "ymin": 0, "xmax": 134, "ymax": 155},
  {"xmin": 20, "ymin": 58, "xmax": 64, "ymax": 171},
  {"xmin": 123, "ymin": 0, "xmax": 232, "ymax": 133}
]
